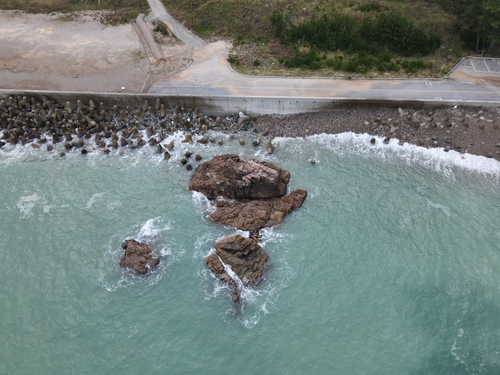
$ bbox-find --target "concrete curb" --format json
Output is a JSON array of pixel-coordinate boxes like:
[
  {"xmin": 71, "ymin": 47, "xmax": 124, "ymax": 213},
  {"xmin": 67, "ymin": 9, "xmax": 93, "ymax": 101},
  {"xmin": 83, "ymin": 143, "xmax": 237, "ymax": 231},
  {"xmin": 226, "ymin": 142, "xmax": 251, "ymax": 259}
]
[{"xmin": 135, "ymin": 14, "xmax": 165, "ymax": 62}]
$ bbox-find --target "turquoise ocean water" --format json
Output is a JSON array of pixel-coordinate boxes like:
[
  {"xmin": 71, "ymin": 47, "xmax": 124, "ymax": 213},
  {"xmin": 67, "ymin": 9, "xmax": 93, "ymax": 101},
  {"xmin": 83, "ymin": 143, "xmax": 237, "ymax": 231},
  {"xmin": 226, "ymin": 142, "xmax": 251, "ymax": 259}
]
[{"xmin": 0, "ymin": 130, "xmax": 499, "ymax": 374}]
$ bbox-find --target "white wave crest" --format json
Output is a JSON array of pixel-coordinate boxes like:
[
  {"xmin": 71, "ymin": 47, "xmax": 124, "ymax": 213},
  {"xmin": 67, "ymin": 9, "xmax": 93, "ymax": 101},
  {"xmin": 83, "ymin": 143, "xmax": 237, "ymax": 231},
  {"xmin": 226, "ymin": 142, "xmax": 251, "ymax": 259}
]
[{"xmin": 277, "ymin": 132, "xmax": 500, "ymax": 182}]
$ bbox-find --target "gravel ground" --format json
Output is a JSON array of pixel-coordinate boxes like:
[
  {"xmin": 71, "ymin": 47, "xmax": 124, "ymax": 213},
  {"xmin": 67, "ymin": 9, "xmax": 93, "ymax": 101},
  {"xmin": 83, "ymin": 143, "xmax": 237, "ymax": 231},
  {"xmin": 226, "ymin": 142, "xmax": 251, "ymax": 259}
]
[{"xmin": 250, "ymin": 106, "xmax": 500, "ymax": 161}]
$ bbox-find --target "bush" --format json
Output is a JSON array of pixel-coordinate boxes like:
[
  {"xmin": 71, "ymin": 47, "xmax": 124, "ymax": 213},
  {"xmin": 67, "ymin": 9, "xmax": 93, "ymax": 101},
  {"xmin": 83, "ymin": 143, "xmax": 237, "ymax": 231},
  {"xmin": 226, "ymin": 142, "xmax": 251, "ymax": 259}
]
[
  {"xmin": 357, "ymin": 1, "xmax": 382, "ymax": 12},
  {"xmin": 287, "ymin": 14, "xmax": 360, "ymax": 51},
  {"xmin": 361, "ymin": 12, "xmax": 441, "ymax": 56},
  {"xmin": 401, "ymin": 59, "xmax": 431, "ymax": 73},
  {"xmin": 274, "ymin": 11, "xmax": 441, "ymax": 58},
  {"xmin": 272, "ymin": 10, "xmax": 440, "ymax": 73},
  {"xmin": 227, "ymin": 55, "xmax": 240, "ymax": 65},
  {"xmin": 284, "ymin": 49, "xmax": 323, "ymax": 69},
  {"xmin": 153, "ymin": 22, "xmax": 169, "ymax": 36}
]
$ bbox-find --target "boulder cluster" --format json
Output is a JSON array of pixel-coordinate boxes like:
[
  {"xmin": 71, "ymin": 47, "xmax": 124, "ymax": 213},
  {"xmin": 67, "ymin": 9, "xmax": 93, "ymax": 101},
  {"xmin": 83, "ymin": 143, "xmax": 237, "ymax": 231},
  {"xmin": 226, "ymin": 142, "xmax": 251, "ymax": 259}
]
[
  {"xmin": 189, "ymin": 154, "xmax": 307, "ymax": 302},
  {"xmin": 0, "ymin": 95, "xmax": 264, "ymax": 164}
]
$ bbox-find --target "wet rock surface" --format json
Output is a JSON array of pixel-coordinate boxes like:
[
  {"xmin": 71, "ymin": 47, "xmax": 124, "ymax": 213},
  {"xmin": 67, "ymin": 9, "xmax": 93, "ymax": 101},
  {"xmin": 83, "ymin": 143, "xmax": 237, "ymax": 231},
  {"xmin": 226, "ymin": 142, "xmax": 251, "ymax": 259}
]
[
  {"xmin": 209, "ymin": 189, "xmax": 307, "ymax": 231},
  {"xmin": 205, "ymin": 235, "xmax": 268, "ymax": 303},
  {"xmin": 119, "ymin": 239, "xmax": 160, "ymax": 274},
  {"xmin": 190, "ymin": 155, "xmax": 307, "ymax": 302},
  {"xmin": 2, "ymin": 95, "xmax": 499, "ymax": 161},
  {"xmin": 188, "ymin": 154, "xmax": 290, "ymax": 199},
  {"xmin": 253, "ymin": 107, "xmax": 500, "ymax": 161}
]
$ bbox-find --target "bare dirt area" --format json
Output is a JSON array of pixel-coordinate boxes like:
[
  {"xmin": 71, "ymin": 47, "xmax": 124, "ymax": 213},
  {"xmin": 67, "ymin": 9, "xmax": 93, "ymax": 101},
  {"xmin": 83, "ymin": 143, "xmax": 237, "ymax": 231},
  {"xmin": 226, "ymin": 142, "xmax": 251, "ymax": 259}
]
[{"xmin": 0, "ymin": 10, "xmax": 154, "ymax": 92}]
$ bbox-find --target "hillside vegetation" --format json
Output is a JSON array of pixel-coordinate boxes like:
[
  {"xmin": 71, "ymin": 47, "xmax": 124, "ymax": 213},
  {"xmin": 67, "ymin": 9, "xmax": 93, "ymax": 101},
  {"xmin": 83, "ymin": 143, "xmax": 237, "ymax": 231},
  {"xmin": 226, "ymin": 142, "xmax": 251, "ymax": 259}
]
[{"xmin": 160, "ymin": 0, "xmax": 498, "ymax": 77}]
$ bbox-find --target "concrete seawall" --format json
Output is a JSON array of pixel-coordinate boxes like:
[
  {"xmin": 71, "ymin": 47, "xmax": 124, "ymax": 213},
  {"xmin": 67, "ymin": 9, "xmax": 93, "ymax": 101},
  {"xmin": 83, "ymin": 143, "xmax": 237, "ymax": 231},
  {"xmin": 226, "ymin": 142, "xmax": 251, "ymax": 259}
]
[{"xmin": 0, "ymin": 90, "xmax": 494, "ymax": 116}]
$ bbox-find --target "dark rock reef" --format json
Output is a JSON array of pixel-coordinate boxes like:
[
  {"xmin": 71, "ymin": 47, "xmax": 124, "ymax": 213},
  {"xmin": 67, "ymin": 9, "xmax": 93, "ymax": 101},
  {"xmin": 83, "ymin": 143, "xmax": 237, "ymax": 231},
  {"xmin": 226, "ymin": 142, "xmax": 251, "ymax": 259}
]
[
  {"xmin": 209, "ymin": 189, "xmax": 307, "ymax": 231},
  {"xmin": 205, "ymin": 234, "xmax": 268, "ymax": 303},
  {"xmin": 120, "ymin": 239, "xmax": 160, "ymax": 274},
  {"xmin": 188, "ymin": 154, "xmax": 290, "ymax": 199}
]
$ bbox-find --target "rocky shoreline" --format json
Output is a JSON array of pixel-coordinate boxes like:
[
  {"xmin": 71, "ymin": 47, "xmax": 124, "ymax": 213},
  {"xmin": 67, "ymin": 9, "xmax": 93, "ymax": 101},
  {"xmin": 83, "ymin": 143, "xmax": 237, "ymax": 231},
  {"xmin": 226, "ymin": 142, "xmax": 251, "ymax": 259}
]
[
  {"xmin": 253, "ymin": 107, "xmax": 500, "ymax": 161},
  {"xmin": 1, "ymin": 95, "xmax": 499, "ymax": 163}
]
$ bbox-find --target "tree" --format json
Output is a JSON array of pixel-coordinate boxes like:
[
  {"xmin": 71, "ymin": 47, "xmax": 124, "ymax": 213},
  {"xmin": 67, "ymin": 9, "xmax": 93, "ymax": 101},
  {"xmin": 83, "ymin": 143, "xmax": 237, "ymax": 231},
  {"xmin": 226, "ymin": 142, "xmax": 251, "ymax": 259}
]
[{"xmin": 440, "ymin": 0, "xmax": 500, "ymax": 53}]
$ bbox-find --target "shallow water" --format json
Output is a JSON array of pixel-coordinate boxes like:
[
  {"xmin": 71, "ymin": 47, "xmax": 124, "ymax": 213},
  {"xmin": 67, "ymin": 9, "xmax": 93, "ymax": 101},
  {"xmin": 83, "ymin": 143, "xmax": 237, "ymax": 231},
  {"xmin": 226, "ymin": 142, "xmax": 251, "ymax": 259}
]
[{"xmin": 1, "ymin": 131, "xmax": 499, "ymax": 374}]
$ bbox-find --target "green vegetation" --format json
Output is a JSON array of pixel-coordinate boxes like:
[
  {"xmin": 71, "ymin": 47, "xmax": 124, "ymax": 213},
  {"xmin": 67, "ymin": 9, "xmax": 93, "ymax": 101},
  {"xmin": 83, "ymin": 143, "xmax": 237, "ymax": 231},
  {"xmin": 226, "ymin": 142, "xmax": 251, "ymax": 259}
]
[
  {"xmin": 153, "ymin": 21, "xmax": 169, "ymax": 36},
  {"xmin": 160, "ymin": 0, "xmax": 466, "ymax": 76},
  {"xmin": 0, "ymin": 0, "xmax": 149, "ymax": 24},
  {"xmin": 270, "ymin": 10, "xmax": 440, "ymax": 71},
  {"xmin": 439, "ymin": 0, "xmax": 500, "ymax": 53},
  {"xmin": 227, "ymin": 55, "xmax": 240, "ymax": 66}
]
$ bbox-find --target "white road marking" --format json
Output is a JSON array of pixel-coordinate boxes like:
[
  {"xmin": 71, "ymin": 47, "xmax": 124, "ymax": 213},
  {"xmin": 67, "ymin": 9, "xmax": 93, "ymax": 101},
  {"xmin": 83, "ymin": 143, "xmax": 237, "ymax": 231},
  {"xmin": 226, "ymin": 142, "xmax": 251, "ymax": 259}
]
[{"xmin": 471, "ymin": 59, "xmax": 478, "ymax": 72}]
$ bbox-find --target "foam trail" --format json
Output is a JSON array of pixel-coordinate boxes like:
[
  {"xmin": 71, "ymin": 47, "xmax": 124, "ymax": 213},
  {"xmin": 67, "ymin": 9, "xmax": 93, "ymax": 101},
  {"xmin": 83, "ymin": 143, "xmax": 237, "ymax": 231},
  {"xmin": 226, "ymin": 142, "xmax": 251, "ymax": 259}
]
[
  {"xmin": 427, "ymin": 200, "xmax": 453, "ymax": 217},
  {"xmin": 86, "ymin": 192, "xmax": 104, "ymax": 209},
  {"xmin": 16, "ymin": 193, "xmax": 42, "ymax": 219}
]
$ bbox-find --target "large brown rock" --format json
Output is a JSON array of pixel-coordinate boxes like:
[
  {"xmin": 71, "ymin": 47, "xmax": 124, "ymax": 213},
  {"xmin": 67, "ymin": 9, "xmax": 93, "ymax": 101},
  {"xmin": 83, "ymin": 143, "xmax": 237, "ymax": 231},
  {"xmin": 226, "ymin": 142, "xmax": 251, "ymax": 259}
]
[
  {"xmin": 206, "ymin": 234, "xmax": 268, "ymax": 302},
  {"xmin": 209, "ymin": 189, "xmax": 307, "ymax": 231},
  {"xmin": 119, "ymin": 239, "xmax": 160, "ymax": 274},
  {"xmin": 188, "ymin": 154, "xmax": 290, "ymax": 199}
]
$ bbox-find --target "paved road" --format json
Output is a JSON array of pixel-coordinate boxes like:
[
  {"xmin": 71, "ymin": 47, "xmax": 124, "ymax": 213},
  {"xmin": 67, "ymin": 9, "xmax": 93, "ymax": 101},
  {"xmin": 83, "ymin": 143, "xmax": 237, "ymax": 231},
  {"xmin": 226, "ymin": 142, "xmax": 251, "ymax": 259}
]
[
  {"xmin": 147, "ymin": 0, "xmax": 500, "ymax": 106},
  {"xmin": 147, "ymin": 0, "xmax": 205, "ymax": 49},
  {"xmin": 150, "ymin": 64, "xmax": 500, "ymax": 105}
]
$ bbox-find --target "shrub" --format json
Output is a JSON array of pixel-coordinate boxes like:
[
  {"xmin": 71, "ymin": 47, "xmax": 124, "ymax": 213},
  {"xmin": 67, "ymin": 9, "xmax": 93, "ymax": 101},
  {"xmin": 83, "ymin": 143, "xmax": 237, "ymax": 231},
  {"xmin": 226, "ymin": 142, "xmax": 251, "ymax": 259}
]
[
  {"xmin": 153, "ymin": 22, "xmax": 169, "ymax": 36},
  {"xmin": 284, "ymin": 49, "xmax": 323, "ymax": 69},
  {"xmin": 227, "ymin": 55, "xmax": 240, "ymax": 65},
  {"xmin": 361, "ymin": 12, "xmax": 441, "ymax": 56},
  {"xmin": 357, "ymin": 1, "xmax": 382, "ymax": 12},
  {"xmin": 402, "ymin": 59, "xmax": 429, "ymax": 73}
]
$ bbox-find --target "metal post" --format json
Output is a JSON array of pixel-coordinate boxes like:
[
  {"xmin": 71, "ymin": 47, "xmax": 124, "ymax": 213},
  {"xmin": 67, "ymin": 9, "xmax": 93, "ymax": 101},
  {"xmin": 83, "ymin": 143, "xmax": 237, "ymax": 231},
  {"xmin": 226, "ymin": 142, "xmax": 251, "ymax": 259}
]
[
  {"xmin": 430, "ymin": 45, "xmax": 444, "ymax": 77},
  {"xmin": 251, "ymin": 44, "xmax": 254, "ymax": 75}
]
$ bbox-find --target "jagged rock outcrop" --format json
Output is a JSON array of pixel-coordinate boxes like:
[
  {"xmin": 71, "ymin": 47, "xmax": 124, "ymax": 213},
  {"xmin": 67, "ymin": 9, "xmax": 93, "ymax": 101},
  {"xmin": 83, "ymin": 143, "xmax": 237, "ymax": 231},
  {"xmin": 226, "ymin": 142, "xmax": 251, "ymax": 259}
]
[
  {"xmin": 188, "ymin": 154, "xmax": 290, "ymax": 199},
  {"xmin": 190, "ymin": 154, "xmax": 307, "ymax": 303},
  {"xmin": 119, "ymin": 239, "xmax": 160, "ymax": 274},
  {"xmin": 209, "ymin": 189, "xmax": 307, "ymax": 231},
  {"xmin": 206, "ymin": 234, "xmax": 268, "ymax": 302}
]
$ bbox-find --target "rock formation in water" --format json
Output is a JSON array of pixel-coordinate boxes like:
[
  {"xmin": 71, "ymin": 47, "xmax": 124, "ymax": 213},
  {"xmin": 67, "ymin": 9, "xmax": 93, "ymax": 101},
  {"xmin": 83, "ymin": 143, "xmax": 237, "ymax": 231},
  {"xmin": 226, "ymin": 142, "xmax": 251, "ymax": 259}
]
[
  {"xmin": 206, "ymin": 234, "xmax": 268, "ymax": 302},
  {"xmin": 120, "ymin": 239, "xmax": 160, "ymax": 274},
  {"xmin": 209, "ymin": 189, "xmax": 307, "ymax": 231},
  {"xmin": 189, "ymin": 154, "xmax": 307, "ymax": 303},
  {"xmin": 188, "ymin": 154, "xmax": 290, "ymax": 199}
]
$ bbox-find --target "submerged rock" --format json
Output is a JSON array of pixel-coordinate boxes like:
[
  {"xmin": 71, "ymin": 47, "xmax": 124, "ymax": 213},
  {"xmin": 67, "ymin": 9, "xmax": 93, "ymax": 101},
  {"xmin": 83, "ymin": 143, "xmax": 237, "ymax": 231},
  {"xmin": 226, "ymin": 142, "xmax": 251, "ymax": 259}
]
[
  {"xmin": 209, "ymin": 189, "xmax": 307, "ymax": 231},
  {"xmin": 206, "ymin": 234, "xmax": 268, "ymax": 302},
  {"xmin": 188, "ymin": 154, "xmax": 290, "ymax": 199},
  {"xmin": 119, "ymin": 239, "xmax": 160, "ymax": 274}
]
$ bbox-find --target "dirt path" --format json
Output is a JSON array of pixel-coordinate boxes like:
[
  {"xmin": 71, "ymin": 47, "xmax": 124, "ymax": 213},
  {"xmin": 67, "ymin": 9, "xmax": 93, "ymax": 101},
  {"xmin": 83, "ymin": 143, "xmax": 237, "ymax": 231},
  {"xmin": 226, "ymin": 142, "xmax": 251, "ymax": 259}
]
[{"xmin": 147, "ymin": 0, "xmax": 205, "ymax": 49}]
